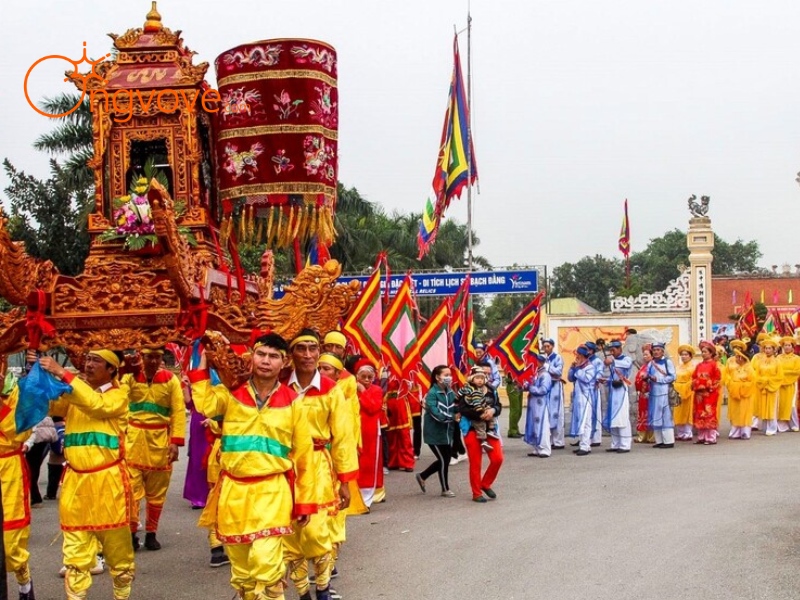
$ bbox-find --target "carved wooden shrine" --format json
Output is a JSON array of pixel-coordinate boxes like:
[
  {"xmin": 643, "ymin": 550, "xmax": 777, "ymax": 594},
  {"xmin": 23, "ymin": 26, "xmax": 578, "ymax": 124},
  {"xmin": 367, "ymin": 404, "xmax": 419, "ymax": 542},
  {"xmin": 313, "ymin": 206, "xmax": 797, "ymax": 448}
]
[{"xmin": 0, "ymin": 4, "xmax": 358, "ymax": 377}]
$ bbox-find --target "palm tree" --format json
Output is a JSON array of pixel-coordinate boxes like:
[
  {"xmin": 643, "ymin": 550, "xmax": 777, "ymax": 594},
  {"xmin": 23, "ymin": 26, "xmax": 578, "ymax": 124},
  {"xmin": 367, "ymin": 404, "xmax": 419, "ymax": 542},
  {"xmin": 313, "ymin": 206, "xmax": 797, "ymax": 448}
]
[{"xmin": 32, "ymin": 93, "xmax": 94, "ymax": 191}]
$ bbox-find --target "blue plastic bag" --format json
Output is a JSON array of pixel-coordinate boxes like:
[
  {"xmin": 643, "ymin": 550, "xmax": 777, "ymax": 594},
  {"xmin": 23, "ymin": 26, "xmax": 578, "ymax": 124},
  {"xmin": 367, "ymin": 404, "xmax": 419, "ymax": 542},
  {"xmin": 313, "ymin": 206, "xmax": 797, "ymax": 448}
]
[{"xmin": 16, "ymin": 362, "xmax": 72, "ymax": 434}]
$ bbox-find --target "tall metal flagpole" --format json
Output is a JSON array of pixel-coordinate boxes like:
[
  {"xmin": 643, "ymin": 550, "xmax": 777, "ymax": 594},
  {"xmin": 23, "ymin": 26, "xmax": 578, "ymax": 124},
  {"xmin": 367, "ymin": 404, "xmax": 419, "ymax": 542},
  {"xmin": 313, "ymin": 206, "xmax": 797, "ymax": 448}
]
[{"xmin": 466, "ymin": 10, "xmax": 474, "ymax": 272}]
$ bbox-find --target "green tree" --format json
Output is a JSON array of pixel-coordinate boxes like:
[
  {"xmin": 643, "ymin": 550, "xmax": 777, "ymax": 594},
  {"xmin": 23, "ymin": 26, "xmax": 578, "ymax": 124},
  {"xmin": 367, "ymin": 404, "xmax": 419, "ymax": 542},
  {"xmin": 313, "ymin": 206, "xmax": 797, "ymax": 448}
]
[
  {"xmin": 550, "ymin": 255, "xmax": 624, "ymax": 312},
  {"xmin": 31, "ymin": 94, "xmax": 94, "ymax": 192},
  {"xmin": 2, "ymin": 160, "xmax": 92, "ymax": 276}
]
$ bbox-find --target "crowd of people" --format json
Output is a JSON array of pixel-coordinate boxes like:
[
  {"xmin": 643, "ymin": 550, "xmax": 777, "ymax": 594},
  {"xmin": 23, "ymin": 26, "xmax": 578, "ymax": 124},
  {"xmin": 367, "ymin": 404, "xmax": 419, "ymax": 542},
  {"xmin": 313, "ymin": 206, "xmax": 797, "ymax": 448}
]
[{"xmin": 2, "ymin": 327, "xmax": 798, "ymax": 599}]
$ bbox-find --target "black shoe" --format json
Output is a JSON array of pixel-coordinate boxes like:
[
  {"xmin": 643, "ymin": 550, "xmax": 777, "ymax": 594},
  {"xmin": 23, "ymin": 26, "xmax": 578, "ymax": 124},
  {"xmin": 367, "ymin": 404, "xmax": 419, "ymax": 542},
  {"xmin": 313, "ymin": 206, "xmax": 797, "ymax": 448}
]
[
  {"xmin": 18, "ymin": 580, "xmax": 35, "ymax": 600},
  {"xmin": 209, "ymin": 547, "xmax": 230, "ymax": 568},
  {"xmin": 331, "ymin": 566, "xmax": 339, "ymax": 579},
  {"xmin": 299, "ymin": 594, "xmax": 313, "ymax": 600},
  {"xmin": 316, "ymin": 587, "xmax": 331, "ymax": 600},
  {"xmin": 660, "ymin": 443, "xmax": 674, "ymax": 449},
  {"xmin": 552, "ymin": 445, "xmax": 565, "ymax": 450},
  {"xmin": 652, "ymin": 443, "xmax": 664, "ymax": 448},
  {"xmin": 590, "ymin": 443, "xmax": 601, "ymax": 447},
  {"xmin": 481, "ymin": 487, "xmax": 497, "ymax": 499},
  {"xmin": 617, "ymin": 449, "xmax": 631, "ymax": 453},
  {"xmin": 527, "ymin": 452, "xmax": 538, "ymax": 457},
  {"xmin": 575, "ymin": 449, "xmax": 590, "ymax": 456},
  {"xmin": 144, "ymin": 532, "xmax": 161, "ymax": 551},
  {"xmin": 131, "ymin": 533, "xmax": 140, "ymax": 551},
  {"xmin": 569, "ymin": 441, "xmax": 579, "ymax": 447},
  {"xmin": 605, "ymin": 448, "xmax": 619, "ymax": 453}
]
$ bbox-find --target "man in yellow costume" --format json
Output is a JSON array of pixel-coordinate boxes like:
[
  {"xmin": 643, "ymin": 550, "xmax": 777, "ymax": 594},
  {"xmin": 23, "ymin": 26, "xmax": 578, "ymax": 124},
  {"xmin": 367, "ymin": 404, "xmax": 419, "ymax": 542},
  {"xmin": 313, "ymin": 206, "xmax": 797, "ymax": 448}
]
[
  {"xmin": 190, "ymin": 332, "xmax": 316, "ymax": 600},
  {"xmin": 39, "ymin": 350, "xmax": 134, "ymax": 600},
  {"xmin": 283, "ymin": 329, "xmax": 358, "ymax": 600},
  {"xmin": 777, "ymin": 336, "xmax": 800, "ymax": 432},
  {"xmin": 122, "ymin": 348, "xmax": 185, "ymax": 551},
  {"xmin": 0, "ymin": 356, "xmax": 36, "ymax": 600}
]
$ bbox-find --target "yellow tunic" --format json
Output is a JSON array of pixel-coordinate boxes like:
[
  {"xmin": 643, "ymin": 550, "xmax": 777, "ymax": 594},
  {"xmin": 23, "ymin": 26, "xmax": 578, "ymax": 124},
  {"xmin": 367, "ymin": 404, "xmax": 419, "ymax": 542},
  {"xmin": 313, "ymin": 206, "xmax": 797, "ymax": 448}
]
[
  {"xmin": 723, "ymin": 359, "xmax": 754, "ymax": 427},
  {"xmin": 776, "ymin": 353, "xmax": 800, "ymax": 422},
  {"xmin": 289, "ymin": 373, "xmax": 359, "ymax": 510},
  {"xmin": 752, "ymin": 357, "xmax": 783, "ymax": 421},
  {"xmin": 672, "ymin": 359, "xmax": 697, "ymax": 426},
  {"xmin": 122, "ymin": 369, "xmax": 186, "ymax": 470},
  {"xmin": 0, "ymin": 387, "xmax": 32, "ymax": 530},
  {"xmin": 51, "ymin": 375, "xmax": 131, "ymax": 531},
  {"xmin": 191, "ymin": 372, "xmax": 316, "ymax": 543}
]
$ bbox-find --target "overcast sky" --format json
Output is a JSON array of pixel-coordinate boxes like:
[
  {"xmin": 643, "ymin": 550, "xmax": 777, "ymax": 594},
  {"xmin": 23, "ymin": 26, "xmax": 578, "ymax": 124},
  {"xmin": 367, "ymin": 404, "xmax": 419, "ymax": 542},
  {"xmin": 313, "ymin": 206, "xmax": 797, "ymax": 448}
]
[{"xmin": 2, "ymin": 0, "xmax": 798, "ymax": 276}]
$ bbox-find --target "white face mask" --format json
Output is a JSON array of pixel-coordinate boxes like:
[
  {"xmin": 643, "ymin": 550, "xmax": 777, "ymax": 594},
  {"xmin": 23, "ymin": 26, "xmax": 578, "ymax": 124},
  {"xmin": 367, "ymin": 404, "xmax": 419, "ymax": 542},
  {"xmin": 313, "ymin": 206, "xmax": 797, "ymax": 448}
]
[{"xmin": 440, "ymin": 376, "xmax": 453, "ymax": 387}]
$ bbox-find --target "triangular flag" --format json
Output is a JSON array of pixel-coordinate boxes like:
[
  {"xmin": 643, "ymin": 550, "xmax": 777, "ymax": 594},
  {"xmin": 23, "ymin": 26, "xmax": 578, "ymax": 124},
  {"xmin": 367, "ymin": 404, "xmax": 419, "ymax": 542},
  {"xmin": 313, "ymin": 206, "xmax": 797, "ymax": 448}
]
[
  {"xmin": 381, "ymin": 275, "xmax": 418, "ymax": 379},
  {"xmin": 411, "ymin": 299, "xmax": 451, "ymax": 390},
  {"xmin": 343, "ymin": 261, "xmax": 383, "ymax": 368},
  {"xmin": 487, "ymin": 292, "xmax": 544, "ymax": 384}
]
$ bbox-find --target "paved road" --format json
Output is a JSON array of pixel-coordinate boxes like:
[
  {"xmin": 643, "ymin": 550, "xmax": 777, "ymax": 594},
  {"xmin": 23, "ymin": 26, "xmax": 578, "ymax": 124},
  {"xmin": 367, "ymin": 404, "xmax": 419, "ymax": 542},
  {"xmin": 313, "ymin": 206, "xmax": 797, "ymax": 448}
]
[{"xmin": 10, "ymin": 408, "xmax": 800, "ymax": 599}]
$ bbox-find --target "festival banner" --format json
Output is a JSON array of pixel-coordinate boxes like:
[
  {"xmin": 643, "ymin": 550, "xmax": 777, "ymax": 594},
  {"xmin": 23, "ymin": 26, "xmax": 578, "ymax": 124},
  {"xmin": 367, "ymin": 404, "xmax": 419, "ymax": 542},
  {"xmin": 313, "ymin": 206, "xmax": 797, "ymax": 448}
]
[
  {"xmin": 343, "ymin": 262, "xmax": 382, "ymax": 368},
  {"xmin": 411, "ymin": 299, "xmax": 451, "ymax": 390},
  {"xmin": 736, "ymin": 292, "xmax": 758, "ymax": 340},
  {"xmin": 618, "ymin": 199, "xmax": 630, "ymax": 257},
  {"xmin": 487, "ymin": 292, "xmax": 544, "ymax": 384},
  {"xmin": 381, "ymin": 275, "xmax": 418, "ymax": 378},
  {"xmin": 448, "ymin": 275, "xmax": 473, "ymax": 386},
  {"xmin": 417, "ymin": 34, "xmax": 478, "ymax": 259}
]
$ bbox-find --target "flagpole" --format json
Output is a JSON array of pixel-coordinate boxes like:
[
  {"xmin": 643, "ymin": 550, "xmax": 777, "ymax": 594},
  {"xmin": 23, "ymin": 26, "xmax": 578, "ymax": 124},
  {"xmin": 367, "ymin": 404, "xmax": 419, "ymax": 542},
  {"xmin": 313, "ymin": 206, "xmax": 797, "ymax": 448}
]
[{"xmin": 466, "ymin": 10, "xmax": 474, "ymax": 272}]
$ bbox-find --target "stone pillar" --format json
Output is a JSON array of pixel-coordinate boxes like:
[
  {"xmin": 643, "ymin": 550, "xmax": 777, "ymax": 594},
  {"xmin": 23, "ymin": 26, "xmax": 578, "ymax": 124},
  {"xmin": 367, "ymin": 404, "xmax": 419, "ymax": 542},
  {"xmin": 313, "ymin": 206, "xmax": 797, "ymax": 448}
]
[{"xmin": 687, "ymin": 216, "xmax": 714, "ymax": 344}]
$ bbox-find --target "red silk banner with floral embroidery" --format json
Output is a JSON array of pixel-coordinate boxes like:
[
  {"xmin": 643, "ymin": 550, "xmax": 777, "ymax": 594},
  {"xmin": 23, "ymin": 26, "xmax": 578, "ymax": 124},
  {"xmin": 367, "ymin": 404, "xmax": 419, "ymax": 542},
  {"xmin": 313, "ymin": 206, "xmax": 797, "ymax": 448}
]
[{"xmin": 214, "ymin": 39, "xmax": 338, "ymax": 247}]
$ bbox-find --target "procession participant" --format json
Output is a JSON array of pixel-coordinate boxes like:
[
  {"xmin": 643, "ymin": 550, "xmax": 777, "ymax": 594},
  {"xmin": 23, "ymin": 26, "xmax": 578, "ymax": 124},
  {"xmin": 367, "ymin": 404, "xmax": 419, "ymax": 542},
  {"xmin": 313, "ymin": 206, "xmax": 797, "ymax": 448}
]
[
  {"xmin": 415, "ymin": 365, "xmax": 456, "ymax": 496},
  {"xmin": 504, "ymin": 372, "xmax": 524, "ymax": 438},
  {"xmin": 634, "ymin": 346, "xmax": 655, "ymax": 443},
  {"xmin": 542, "ymin": 339, "xmax": 565, "ymax": 450},
  {"xmin": 122, "ymin": 348, "xmax": 185, "ymax": 551},
  {"xmin": 724, "ymin": 340, "xmax": 755, "ymax": 440},
  {"xmin": 776, "ymin": 336, "xmax": 800, "ymax": 432},
  {"xmin": 568, "ymin": 346, "xmax": 597, "ymax": 456},
  {"xmin": 647, "ymin": 342, "xmax": 676, "ymax": 449},
  {"xmin": 474, "ymin": 343, "xmax": 501, "ymax": 388},
  {"xmin": 602, "ymin": 340, "xmax": 633, "ymax": 453},
  {"xmin": 673, "ymin": 345, "xmax": 697, "ymax": 441},
  {"xmin": 282, "ymin": 330, "xmax": 358, "ymax": 600},
  {"xmin": 39, "ymin": 350, "xmax": 135, "ymax": 600},
  {"xmin": 691, "ymin": 342, "xmax": 722, "ymax": 445},
  {"xmin": 200, "ymin": 415, "xmax": 230, "ymax": 568},
  {"xmin": 384, "ymin": 378, "xmax": 415, "ymax": 472},
  {"xmin": 1, "ymin": 353, "xmax": 36, "ymax": 600},
  {"xmin": 316, "ymin": 352, "xmax": 365, "ymax": 583},
  {"xmin": 523, "ymin": 355, "xmax": 552, "ymax": 458},
  {"xmin": 353, "ymin": 360, "xmax": 384, "ymax": 507},
  {"xmin": 456, "ymin": 368, "xmax": 504, "ymax": 502},
  {"xmin": 584, "ymin": 341, "xmax": 603, "ymax": 447},
  {"xmin": 750, "ymin": 333, "xmax": 769, "ymax": 430},
  {"xmin": 183, "ymin": 392, "xmax": 211, "ymax": 510},
  {"xmin": 190, "ymin": 332, "xmax": 316, "ymax": 600},
  {"xmin": 753, "ymin": 338, "xmax": 783, "ymax": 436}
]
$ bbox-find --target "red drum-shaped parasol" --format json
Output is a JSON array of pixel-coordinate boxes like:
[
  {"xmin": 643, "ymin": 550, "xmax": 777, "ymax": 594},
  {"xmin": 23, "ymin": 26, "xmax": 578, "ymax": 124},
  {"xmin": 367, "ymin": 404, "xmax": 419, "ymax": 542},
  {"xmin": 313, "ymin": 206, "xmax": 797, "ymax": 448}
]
[{"xmin": 214, "ymin": 39, "xmax": 338, "ymax": 248}]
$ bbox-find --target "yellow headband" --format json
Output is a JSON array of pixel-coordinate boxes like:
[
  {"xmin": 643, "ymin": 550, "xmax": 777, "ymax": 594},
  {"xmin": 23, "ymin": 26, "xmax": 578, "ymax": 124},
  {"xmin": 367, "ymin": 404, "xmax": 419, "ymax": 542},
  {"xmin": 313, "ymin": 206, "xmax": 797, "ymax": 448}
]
[
  {"xmin": 318, "ymin": 353, "xmax": 344, "ymax": 371},
  {"xmin": 289, "ymin": 335, "xmax": 319, "ymax": 350},
  {"xmin": 252, "ymin": 341, "xmax": 287, "ymax": 356},
  {"xmin": 88, "ymin": 349, "xmax": 120, "ymax": 369},
  {"xmin": 323, "ymin": 331, "xmax": 347, "ymax": 348}
]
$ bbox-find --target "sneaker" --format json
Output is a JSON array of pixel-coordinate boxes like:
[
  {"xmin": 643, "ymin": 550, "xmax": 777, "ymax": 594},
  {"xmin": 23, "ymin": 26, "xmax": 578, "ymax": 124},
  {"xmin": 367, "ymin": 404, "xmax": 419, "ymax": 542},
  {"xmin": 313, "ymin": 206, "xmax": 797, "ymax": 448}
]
[
  {"xmin": 315, "ymin": 587, "xmax": 332, "ymax": 600},
  {"xmin": 472, "ymin": 496, "xmax": 488, "ymax": 503},
  {"xmin": 209, "ymin": 548, "xmax": 230, "ymax": 568},
  {"xmin": 480, "ymin": 441, "xmax": 492, "ymax": 452},
  {"xmin": 144, "ymin": 532, "xmax": 161, "ymax": 551},
  {"xmin": 329, "ymin": 588, "xmax": 342, "ymax": 600},
  {"xmin": 415, "ymin": 473, "xmax": 426, "ymax": 494},
  {"xmin": 441, "ymin": 490, "xmax": 455, "ymax": 498},
  {"xmin": 382, "ymin": 467, "xmax": 389, "ymax": 475},
  {"xmin": 331, "ymin": 566, "xmax": 339, "ymax": 579},
  {"xmin": 90, "ymin": 554, "xmax": 105, "ymax": 575},
  {"xmin": 449, "ymin": 457, "xmax": 459, "ymax": 466},
  {"xmin": 481, "ymin": 487, "xmax": 497, "ymax": 499}
]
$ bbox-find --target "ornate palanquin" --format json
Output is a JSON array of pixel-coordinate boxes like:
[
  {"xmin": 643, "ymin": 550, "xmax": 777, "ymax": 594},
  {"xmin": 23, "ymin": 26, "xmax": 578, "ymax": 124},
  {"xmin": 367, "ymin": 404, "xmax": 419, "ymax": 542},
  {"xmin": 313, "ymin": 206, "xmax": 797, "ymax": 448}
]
[{"xmin": 0, "ymin": 3, "xmax": 358, "ymax": 377}]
